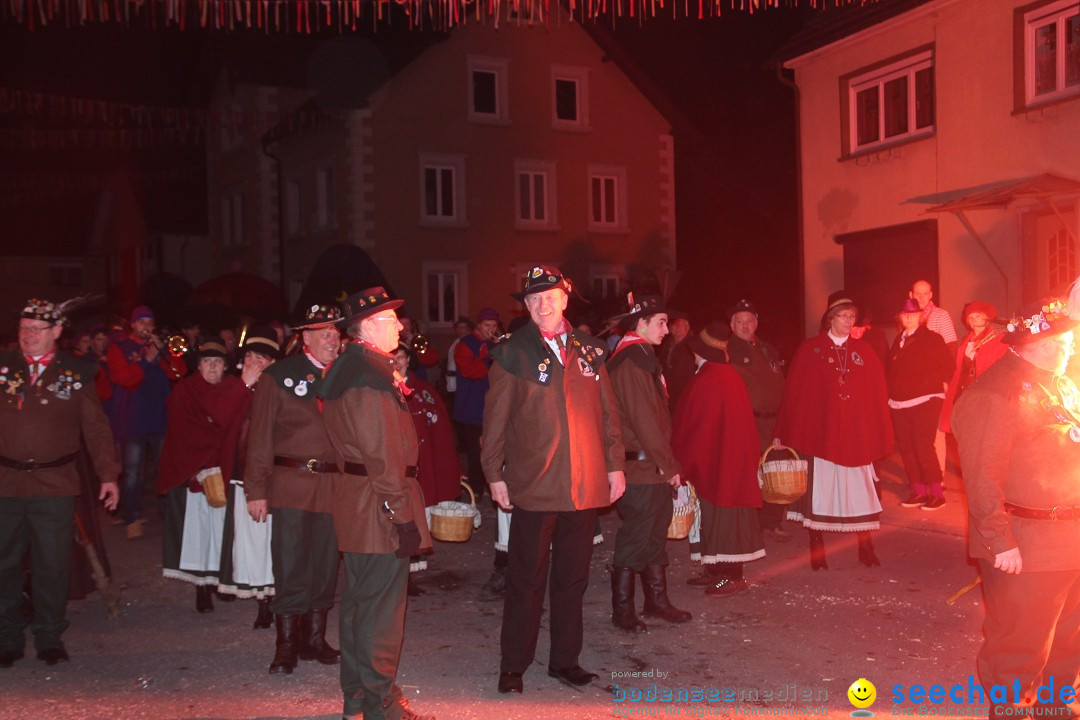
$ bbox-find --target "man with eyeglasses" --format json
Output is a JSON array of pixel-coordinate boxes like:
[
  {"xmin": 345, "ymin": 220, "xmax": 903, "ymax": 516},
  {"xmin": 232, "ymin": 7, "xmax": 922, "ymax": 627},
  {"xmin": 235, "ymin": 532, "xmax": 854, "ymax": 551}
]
[{"xmin": 0, "ymin": 298, "xmax": 119, "ymax": 668}]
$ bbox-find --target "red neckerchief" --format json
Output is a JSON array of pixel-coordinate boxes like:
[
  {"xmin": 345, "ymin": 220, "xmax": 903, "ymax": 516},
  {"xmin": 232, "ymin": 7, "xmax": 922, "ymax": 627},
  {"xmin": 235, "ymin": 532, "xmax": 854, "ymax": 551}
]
[
  {"xmin": 540, "ymin": 321, "xmax": 568, "ymax": 365},
  {"xmin": 611, "ymin": 331, "xmax": 650, "ymax": 359},
  {"xmin": 24, "ymin": 350, "xmax": 56, "ymax": 385}
]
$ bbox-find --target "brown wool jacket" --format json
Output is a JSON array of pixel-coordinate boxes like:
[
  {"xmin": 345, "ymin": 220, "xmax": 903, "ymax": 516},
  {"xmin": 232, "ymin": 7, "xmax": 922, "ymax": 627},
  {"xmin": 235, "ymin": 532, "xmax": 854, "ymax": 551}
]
[
  {"xmin": 319, "ymin": 342, "xmax": 432, "ymax": 555},
  {"xmin": 243, "ymin": 353, "xmax": 336, "ymax": 513},
  {"xmin": 607, "ymin": 341, "xmax": 681, "ymax": 486},
  {"xmin": 481, "ymin": 322, "xmax": 624, "ymax": 511},
  {"xmin": 0, "ymin": 351, "xmax": 119, "ymax": 497}
]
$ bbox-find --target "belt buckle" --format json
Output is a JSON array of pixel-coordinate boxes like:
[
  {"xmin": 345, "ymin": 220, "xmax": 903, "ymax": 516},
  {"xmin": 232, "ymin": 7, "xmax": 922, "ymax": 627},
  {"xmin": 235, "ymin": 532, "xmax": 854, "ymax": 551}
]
[
  {"xmin": 1050, "ymin": 506, "xmax": 1060, "ymax": 521},
  {"xmin": 25, "ymin": 459, "xmax": 36, "ymax": 472},
  {"xmin": 305, "ymin": 459, "xmax": 318, "ymax": 474}
]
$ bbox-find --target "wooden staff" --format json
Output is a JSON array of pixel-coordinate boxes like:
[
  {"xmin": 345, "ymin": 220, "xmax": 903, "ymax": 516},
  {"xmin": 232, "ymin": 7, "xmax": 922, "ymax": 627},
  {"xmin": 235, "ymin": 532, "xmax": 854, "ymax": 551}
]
[
  {"xmin": 73, "ymin": 514, "xmax": 120, "ymax": 619},
  {"xmin": 946, "ymin": 575, "xmax": 982, "ymax": 605}
]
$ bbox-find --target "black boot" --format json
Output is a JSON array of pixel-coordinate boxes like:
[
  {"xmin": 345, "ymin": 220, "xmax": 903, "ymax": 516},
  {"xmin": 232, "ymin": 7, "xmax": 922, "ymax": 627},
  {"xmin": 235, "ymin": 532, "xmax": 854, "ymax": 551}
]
[
  {"xmin": 269, "ymin": 614, "xmax": 300, "ymax": 674},
  {"xmin": 857, "ymin": 532, "xmax": 880, "ymax": 567},
  {"xmin": 253, "ymin": 598, "xmax": 272, "ymax": 629},
  {"xmin": 610, "ymin": 567, "xmax": 647, "ymax": 632},
  {"xmin": 808, "ymin": 530, "xmax": 828, "ymax": 571},
  {"xmin": 640, "ymin": 565, "xmax": 692, "ymax": 623},
  {"xmin": 298, "ymin": 608, "xmax": 340, "ymax": 665},
  {"xmin": 195, "ymin": 585, "xmax": 214, "ymax": 613}
]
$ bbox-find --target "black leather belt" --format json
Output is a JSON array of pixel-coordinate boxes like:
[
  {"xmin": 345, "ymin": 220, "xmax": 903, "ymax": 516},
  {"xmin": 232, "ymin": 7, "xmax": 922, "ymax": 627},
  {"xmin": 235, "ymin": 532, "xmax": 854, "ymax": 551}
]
[
  {"xmin": 0, "ymin": 452, "xmax": 76, "ymax": 472},
  {"xmin": 343, "ymin": 462, "xmax": 418, "ymax": 479},
  {"xmin": 1005, "ymin": 502, "xmax": 1080, "ymax": 521},
  {"xmin": 273, "ymin": 456, "xmax": 340, "ymax": 474},
  {"xmin": 625, "ymin": 450, "xmax": 648, "ymax": 461}
]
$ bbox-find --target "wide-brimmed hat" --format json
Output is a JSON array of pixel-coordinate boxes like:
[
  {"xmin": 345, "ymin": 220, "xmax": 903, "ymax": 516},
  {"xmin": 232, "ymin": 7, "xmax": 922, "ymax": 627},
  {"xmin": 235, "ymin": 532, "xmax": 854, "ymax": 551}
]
[
  {"xmin": 898, "ymin": 298, "xmax": 922, "ymax": 315},
  {"xmin": 609, "ymin": 293, "xmax": 667, "ymax": 327},
  {"xmin": 687, "ymin": 321, "xmax": 731, "ymax": 363},
  {"xmin": 292, "ymin": 302, "xmax": 343, "ymax": 331},
  {"xmin": 821, "ymin": 290, "xmax": 858, "ymax": 328},
  {"xmin": 512, "ymin": 265, "xmax": 573, "ymax": 301},
  {"xmin": 197, "ymin": 336, "xmax": 229, "ymax": 359},
  {"xmin": 338, "ymin": 287, "xmax": 404, "ymax": 327},
  {"xmin": 1003, "ymin": 298, "xmax": 1078, "ymax": 345},
  {"xmin": 20, "ymin": 298, "xmax": 64, "ymax": 327},
  {"xmin": 240, "ymin": 325, "xmax": 280, "ymax": 360},
  {"xmin": 962, "ymin": 301, "xmax": 998, "ymax": 327},
  {"xmin": 726, "ymin": 299, "xmax": 760, "ymax": 320}
]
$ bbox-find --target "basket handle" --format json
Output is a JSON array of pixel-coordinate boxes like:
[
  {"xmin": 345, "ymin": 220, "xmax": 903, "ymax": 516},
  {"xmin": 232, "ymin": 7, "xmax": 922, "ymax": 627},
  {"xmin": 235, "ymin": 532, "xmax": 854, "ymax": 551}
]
[
  {"xmin": 760, "ymin": 444, "xmax": 800, "ymax": 466},
  {"xmin": 459, "ymin": 479, "xmax": 476, "ymax": 509}
]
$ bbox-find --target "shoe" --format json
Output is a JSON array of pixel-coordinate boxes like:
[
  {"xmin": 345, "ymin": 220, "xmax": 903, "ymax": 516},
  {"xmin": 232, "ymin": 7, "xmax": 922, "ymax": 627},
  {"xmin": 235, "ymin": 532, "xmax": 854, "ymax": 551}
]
[
  {"xmin": 705, "ymin": 578, "xmax": 748, "ymax": 597},
  {"xmin": 0, "ymin": 649, "xmax": 24, "ymax": 668},
  {"xmin": 269, "ymin": 614, "xmax": 300, "ymax": 674},
  {"xmin": 639, "ymin": 565, "xmax": 692, "ymax": 624},
  {"xmin": 547, "ymin": 665, "xmax": 598, "ymax": 687},
  {"xmin": 298, "ymin": 609, "xmax": 339, "ymax": 665},
  {"xmin": 195, "ymin": 585, "xmax": 214, "ymax": 613},
  {"xmin": 498, "ymin": 671, "xmax": 524, "ymax": 694},
  {"xmin": 686, "ymin": 572, "xmax": 713, "ymax": 587},
  {"xmin": 253, "ymin": 598, "xmax": 272, "ymax": 630},
  {"xmin": 857, "ymin": 532, "xmax": 881, "ymax": 567},
  {"xmin": 407, "ymin": 578, "xmax": 426, "ymax": 597},
  {"xmin": 215, "ymin": 590, "xmax": 236, "ymax": 603},
  {"xmin": 764, "ymin": 527, "xmax": 792, "ymax": 542},
  {"xmin": 610, "ymin": 567, "xmax": 647, "ymax": 632},
  {"xmin": 482, "ymin": 567, "xmax": 507, "ymax": 594},
  {"xmin": 126, "ymin": 519, "xmax": 144, "ymax": 540},
  {"xmin": 899, "ymin": 494, "xmax": 928, "ymax": 508},
  {"xmin": 36, "ymin": 646, "xmax": 69, "ymax": 666},
  {"xmin": 921, "ymin": 497, "xmax": 946, "ymax": 511}
]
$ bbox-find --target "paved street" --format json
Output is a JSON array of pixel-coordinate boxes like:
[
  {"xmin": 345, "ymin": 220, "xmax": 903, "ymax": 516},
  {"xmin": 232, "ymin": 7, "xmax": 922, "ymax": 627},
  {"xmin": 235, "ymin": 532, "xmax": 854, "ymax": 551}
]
[{"xmin": 0, "ymin": 456, "xmax": 992, "ymax": 720}]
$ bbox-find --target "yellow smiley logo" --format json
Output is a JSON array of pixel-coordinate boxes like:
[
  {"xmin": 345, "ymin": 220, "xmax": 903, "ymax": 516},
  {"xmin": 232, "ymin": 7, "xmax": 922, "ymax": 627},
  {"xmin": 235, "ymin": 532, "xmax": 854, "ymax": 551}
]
[{"xmin": 847, "ymin": 678, "xmax": 876, "ymax": 711}]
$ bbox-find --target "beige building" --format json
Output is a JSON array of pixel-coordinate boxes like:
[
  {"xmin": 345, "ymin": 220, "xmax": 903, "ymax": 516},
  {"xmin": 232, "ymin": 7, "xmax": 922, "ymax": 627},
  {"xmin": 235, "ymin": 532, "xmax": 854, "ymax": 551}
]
[
  {"xmin": 782, "ymin": 0, "xmax": 1080, "ymax": 336},
  {"xmin": 208, "ymin": 22, "xmax": 677, "ymax": 340}
]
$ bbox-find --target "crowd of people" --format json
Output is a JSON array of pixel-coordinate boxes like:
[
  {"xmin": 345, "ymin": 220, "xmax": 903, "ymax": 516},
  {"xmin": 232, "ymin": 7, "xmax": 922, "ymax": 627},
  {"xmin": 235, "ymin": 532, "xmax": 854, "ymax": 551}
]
[{"xmin": 0, "ymin": 268, "xmax": 1077, "ymax": 720}]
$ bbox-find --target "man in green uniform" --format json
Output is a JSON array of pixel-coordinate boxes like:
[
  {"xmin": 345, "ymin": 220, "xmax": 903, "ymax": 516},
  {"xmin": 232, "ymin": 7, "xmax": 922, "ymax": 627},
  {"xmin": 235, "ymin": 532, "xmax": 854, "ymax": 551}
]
[
  {"xmin": 0, "ymin": 298, "xmax": 119, "ymax": 667},
  {"xmin": 319, "ymin": 287, "xmax": 434, "ymax": 720},
  {"xmin": 953, "ymin": 298, "xmax": 1080, "ymax": 719}
]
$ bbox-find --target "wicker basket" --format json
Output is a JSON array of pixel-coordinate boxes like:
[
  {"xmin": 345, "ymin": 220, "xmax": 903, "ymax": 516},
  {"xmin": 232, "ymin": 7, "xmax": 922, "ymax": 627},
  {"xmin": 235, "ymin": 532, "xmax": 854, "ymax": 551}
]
[
  {"xmin": 429, "ymin": 481, "xmax": 479, "ymax": 542},
  {"xmin": 759, "ymin": 445, "xmax": 808, "ymax": 504},
  {"xmin": 198, "ymin": 467, "xmax": 227, "ymax": 508},
  {"xmin": 667, "ymin": 483, "xmax": 698, "ymax": 540}
]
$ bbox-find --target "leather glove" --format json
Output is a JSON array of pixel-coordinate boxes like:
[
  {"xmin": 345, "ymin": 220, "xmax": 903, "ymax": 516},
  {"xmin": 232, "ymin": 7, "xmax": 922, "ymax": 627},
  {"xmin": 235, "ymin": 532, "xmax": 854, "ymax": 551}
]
[{"xmin": 394, "ymin": 522, "xmax": 422, "ymax": 559}]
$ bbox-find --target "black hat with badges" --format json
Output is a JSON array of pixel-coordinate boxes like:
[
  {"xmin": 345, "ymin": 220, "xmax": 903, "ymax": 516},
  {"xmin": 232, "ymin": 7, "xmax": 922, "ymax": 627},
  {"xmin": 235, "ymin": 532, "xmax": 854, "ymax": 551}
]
[
  {"xmin": 292, "ymin": 302, "xmax": 343, "ymax": 331},
  {"xmin": 512, "ymin": 265, "xmax": 573, "ymax": 301},
  {"xmin": 1003, "ymin": 297, "xmax": 1078, "ymax": 345},
  {"xmin": 609, "ymin": 292, "xmax": 667, "ymax": 328},
  {"xmin": 726, "ymin": 299, "xmax": 760, "ymax": 320},
  {"xmin": 338, "ymin": 287, "xmax": 404, "ymax": 327}
]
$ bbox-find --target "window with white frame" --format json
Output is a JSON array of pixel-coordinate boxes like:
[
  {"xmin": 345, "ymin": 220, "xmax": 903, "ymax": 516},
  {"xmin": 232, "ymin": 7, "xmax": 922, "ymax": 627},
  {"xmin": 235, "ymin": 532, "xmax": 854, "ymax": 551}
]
[
  {"xmin": 1024, "ymin": 0, "xmax": 1080, "ymax": 106},
  {"xmin": 551, "ymin": 65, "xmax": 590, "ymax": 129},
  {"xmin": 514, "ymin": 160, "xmax": 558, "ymax": 230},
  {"xmin": 587, "ymin": 165, "xmax": 628, "ymax": 231},
  {"xmin": 592, "ymin": 274, "xmax": 620, "ymax": 300},
  {"xmin": 286, "ymin": 179, "xmax": 302, "ymax": 236},
  {"xmin": 316, "ymin": 167, "xmax": 335, "ymax": 229},
  {"xmin": 467, "ymin": 56, "xmax": 510, "ymax": 124},
  {"xmin": 424, "ymin": 263, "xmax": 467, "ymax": 328},
  {"xmin": 419, "ymin": 154, "xmax": 466, "ymax": 226},
  {"xmin": 847, "ymin": 49, "xmax": 934, "ymax": 153},
  {"xmin": 222, "ymin": 192, "xmax": 244, "ymax": 247}
]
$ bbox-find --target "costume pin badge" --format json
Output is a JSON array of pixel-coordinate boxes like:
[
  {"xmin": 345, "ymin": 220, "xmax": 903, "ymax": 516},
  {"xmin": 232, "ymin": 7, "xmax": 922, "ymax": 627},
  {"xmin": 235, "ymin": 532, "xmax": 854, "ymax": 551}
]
[
  {"xmin": 537, "ymin": 361, "xmax": 549, "ymax": 384},
  {"xmin": 1070, "ymin": 426, "xmax": 1080, "ymax": 443}
]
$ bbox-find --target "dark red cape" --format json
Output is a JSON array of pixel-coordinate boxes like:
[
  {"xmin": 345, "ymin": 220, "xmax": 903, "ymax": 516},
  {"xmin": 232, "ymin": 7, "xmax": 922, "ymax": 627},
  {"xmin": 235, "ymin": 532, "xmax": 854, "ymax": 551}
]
[
  {"xmin": 671, "ymin": 363, "xmax": 762, "ymax": 508},
  {"xmin": 405, "ymin": 376, "xmax": 463, "ymax": 506},
  {"xmin": 157, "ymin": 373, "xmax": 251, "ymax": 493},
  {"xmin": 774, "ymin": 333, "xmax": 892, "ymax": 466}
]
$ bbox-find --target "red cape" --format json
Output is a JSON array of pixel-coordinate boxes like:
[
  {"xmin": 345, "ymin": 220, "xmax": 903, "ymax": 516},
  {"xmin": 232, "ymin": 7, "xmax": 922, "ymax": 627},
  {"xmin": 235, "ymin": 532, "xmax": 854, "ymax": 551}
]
[
  {"xmin": 405, "ymin": 376, "xmax": 463, "ymax": 506},
  {"xmin": 157, "ymin": 373, "xmax": 251, "ymax": 493},
  {"xmin": 774, "ymin": 334, "xmax": 892, "ymax": 466},
  {"xmin": 671, "ymin": 363, "xmax": 762, "ymax": 508}
]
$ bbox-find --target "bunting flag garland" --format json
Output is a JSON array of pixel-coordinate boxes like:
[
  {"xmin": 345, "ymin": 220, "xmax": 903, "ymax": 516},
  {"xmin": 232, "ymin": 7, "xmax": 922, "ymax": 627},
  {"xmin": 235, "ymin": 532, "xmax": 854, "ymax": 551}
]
[{"xmin": 0, "ymin": 0, "xmax": 882, "ymax": 33}]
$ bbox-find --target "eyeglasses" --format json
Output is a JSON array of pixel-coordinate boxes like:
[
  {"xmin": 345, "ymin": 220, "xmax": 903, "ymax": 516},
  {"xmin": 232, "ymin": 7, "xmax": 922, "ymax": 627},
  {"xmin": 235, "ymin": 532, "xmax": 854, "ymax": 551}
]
[{"xmin": 835, "ymin": 313, "xmax": 858, "ymax": 321}]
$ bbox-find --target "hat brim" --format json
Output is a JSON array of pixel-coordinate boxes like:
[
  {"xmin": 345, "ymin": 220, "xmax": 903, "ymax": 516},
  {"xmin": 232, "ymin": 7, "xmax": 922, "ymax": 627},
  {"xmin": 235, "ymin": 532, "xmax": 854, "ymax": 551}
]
[
  {"xmin": 1002, "ymin": 319, "xmax": 1079, "ymax": 345},
  {"xmin": 687, "ymin": 333, "xmax": 729, "ymax": 363},
  {"xmin": 291, "ymin": 319, "xmax": 341, "ymax": 331},
  {"xmin": 608, "ymin": 304, "xmax": 669, "ymax": 326},
  {"xmin": 337, "ymin": 298, "xmax": 405, "ymax": 325}
]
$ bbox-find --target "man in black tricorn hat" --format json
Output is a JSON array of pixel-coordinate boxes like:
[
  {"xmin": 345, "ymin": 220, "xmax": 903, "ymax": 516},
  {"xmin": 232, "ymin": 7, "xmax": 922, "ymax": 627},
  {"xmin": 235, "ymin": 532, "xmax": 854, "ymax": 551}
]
[
  {"xmin": 318, "ymin": 287, "xmax": 434, "ymax": 720},
  {"xmin": 0, "ymin": 298, "xmax": 120, "ymax": 668},
  {"xmin": 952, "ymin": 297, "xmax": 1080, "ymax": 719},
  {"xmin": 482, "ymin": 265, "xmax": 625, "ymax": 694},
  {"xmin": 244, "ymin": 304, "xmax": 344, "ymax": 675},
  {"xmin": 606, "ymin": 293, "xmax": 692, "ymax": 633}
]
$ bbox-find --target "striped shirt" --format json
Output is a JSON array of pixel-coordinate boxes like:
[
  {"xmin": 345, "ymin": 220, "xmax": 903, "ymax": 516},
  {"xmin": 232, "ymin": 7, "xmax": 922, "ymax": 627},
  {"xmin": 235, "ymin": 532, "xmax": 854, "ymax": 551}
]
[{"xmin": 922, "ymin": 302, "xmax": 957, "ymax": 344}]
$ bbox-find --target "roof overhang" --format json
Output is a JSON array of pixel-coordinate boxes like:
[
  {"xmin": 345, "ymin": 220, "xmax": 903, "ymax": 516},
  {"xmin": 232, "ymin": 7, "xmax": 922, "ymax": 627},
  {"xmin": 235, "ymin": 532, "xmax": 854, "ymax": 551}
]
[{"xmin": 907, "ymin": 173, "xmax": 1080, "ymax": 214}]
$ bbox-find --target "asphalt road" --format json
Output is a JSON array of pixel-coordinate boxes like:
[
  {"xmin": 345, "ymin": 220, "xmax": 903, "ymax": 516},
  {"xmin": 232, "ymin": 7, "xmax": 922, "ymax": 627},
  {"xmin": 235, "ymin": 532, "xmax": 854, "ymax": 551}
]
[{"xmin": 0, "ymin": 456, "xmax": 992, "ymax": 720}]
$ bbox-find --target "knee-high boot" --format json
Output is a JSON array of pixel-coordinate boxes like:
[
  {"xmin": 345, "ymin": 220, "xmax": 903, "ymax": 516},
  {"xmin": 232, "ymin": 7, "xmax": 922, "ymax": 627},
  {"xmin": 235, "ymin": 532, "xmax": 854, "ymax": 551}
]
[
  {"xmin": 640, "ymin": 565, "xmax": 692, "ymax": 623},
  {"xmin": 857, "ymin": 531, "xmax": 880, "ymax": 567},
  {"xmin": 268, "ymin": 614, "xmax": 300, "ymax": 675},
  {"xmin": 298, "ymin": 608, "xmax": 340, "ymax": 664},
  {"xmin": 808, "ymin": 529, "xmax": 827, "ymax": 571},
  {"xmin": 611, "ymin": 567, "xmax": 647, "ymax": 632}
]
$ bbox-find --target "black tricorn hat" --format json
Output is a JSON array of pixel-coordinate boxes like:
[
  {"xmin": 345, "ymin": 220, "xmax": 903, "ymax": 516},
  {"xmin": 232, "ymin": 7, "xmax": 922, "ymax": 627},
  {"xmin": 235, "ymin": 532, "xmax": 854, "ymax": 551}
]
[
  {"xmin": 512, "ymin": 265, "xmax": 573, "ymax": 301},
  {"xmin": 338, "ymin": 287, "xmax": 404, "ymax": 327},
  {"xmin": 1003, "ymin": 298, "xmax": 1078, "ymax": 345},
  {"xmin": 687, "ymin": 321, "xmax": 731, "ymax": 364}
]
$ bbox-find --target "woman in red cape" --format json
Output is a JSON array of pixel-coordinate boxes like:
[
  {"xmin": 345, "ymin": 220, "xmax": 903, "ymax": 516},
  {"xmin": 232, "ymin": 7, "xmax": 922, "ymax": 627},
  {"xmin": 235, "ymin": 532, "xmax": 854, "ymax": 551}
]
[
  {"xmin": 773, "ymin": 292, "xmax": 892, "ymax": 570},
  {"xmin": 671, "ymin": 321, "xmax": 764, "ymax": 597}
]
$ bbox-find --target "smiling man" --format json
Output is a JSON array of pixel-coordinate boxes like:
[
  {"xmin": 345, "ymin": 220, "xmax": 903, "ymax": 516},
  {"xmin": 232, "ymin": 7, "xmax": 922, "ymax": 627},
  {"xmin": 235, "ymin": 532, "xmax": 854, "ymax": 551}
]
[{"xmin": 482, "ymin": 265, "xmax": 625, "ymax": 694}]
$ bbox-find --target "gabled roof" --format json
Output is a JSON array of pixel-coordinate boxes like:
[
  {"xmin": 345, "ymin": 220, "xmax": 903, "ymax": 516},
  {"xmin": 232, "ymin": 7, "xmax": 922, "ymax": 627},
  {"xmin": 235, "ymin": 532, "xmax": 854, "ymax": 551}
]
[{"xmin": 774, "ymin": 0, "xmax": 935, "ymax": 66}]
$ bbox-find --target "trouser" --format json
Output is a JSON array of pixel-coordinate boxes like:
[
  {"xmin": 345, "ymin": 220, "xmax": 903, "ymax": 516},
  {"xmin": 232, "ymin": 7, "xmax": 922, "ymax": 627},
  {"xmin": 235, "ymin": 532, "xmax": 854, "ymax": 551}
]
[
  {"xmin": 270, "ymin": 507, "xmax": 339, "ymax": 614},
  {"xmin": 454, "ymin": 422, "xmax": 485, "ymax": 499},
  {"xmin": 120, "ymin": 434, "xmax": 164, "ymax": 524},
  {"xmin": 339, "ymin": 552, "xmax": 409, "ymax": 719},
  {"xmin": 0, "ymin": 496, "xmax": 76, "ymax": 651},
  {"xmin": 891, "ymin": 399, "xmax": 944, "ymax": 498},
  {"xmin": 500, "ymin": 506, "xmax": 596, "ymax": 673},
  {"xmin": 613, "ymin": 483, "xmax": 671, "ymax": 570},
  {"xmin": 977, "ymin": 560, "xmax": 1080, "ymax": 705}
]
